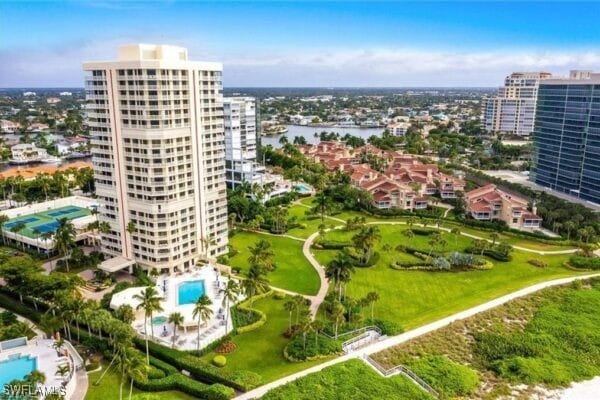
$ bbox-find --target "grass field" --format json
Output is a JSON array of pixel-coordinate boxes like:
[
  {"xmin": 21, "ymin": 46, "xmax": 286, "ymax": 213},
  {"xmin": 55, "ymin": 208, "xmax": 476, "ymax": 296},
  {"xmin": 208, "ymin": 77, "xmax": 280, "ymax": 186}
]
[
  {"xmin": 313, "ymin": 223, "xmax": 585, "ymax": 329},
  {"xmin": 200, "ymin": 295, "xmax": 331, "ymax": 382},
  {"xmin": 261, "ymin": 358, "xmax": 434, "ymax": 400},
  {"xmin": 228, "ymin": 231, "xmax": 320, "ymax": 296},
  {"xmin": 373, "ymin": 278, "xmax": 600, "ymax": 398},
  {"xmin": 3, "ymin": 205, "xmax": 91, "ymax": 238}
]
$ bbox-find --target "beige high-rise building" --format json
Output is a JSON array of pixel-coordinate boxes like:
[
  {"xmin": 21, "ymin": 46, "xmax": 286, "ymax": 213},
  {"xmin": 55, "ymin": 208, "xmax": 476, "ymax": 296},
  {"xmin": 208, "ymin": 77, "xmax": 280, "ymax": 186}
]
[
  {"xmin": 84, "ymin": 44, "xmax": 228, "ymax": 274},
  {"xmin": 484, "ymin": 72, "xmax": 552, "ymax": 136}
]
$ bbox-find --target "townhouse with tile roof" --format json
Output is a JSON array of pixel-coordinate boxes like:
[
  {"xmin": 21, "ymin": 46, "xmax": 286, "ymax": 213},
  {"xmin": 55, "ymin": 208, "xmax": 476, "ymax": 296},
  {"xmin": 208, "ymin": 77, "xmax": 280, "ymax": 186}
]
[{"xmin": 465, "ymin": 184, "xmax": 542, "ymax": 230}]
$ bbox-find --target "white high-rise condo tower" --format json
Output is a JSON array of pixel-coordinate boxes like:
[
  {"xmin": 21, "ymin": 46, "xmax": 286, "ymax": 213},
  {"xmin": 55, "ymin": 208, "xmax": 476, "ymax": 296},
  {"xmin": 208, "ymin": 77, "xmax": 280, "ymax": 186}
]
[
  {"xmin": 484, "ymin": 72, "xmax": 553, "ymax": 136},
  {"xmin": 223, "ymin": 96, "xmax": 265, "ymax": 188},
  {"xmin": 84, "ymin": 44, "xmax": 228, "ymax": 274}
]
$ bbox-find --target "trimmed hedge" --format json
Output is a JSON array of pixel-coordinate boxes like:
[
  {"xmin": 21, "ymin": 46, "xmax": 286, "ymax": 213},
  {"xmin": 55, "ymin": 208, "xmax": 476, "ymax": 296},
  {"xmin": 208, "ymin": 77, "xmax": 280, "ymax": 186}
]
[
  {"xmin": 312, "ymin": 240, "xmax": 351, "ymax": 250},
  {"xmin": 568, "ymin": 256, "xmax": 600, "ymax": 270},
  {"xmin": 136, "ymin": 338, "xmax": 262, "ymax": 392},
  {"xmin": 133, "ymin": 373, "xmax": 234, "ymax": 400},
  {"xmin": 234, "ymin": 291, "xmax": 271, "ymax": 334}
]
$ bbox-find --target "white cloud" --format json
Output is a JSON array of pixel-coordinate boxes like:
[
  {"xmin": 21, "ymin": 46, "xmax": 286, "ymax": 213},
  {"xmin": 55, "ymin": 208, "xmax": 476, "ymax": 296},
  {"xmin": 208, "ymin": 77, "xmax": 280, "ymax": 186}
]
[{"xmin": 2, "ymin": 44, "xmax": 600, "ymax": 87}]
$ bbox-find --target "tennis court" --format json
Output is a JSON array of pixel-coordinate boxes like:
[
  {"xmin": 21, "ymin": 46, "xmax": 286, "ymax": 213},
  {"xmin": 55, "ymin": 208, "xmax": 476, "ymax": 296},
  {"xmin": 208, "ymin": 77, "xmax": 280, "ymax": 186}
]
[{"xmin": 3, "ymin": 206, "xmax": 92, "ymax": 238}]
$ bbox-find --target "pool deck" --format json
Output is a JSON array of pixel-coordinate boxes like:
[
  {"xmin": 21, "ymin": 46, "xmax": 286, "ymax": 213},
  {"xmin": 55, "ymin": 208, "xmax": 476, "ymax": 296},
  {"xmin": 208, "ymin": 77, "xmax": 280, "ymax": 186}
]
[
  {"xmin": 0, "ymin": 338, "xmax": 77, "ymax": 395},
  {"xmin": 117, "ymin": 265, "xmax": 239, "ymax": 351}
]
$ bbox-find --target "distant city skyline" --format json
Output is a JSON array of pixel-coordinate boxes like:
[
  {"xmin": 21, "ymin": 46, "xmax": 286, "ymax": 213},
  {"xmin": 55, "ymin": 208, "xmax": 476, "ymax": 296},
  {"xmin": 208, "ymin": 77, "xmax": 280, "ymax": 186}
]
[{"xmin": 2, "ymin": 1, "xmax": 600, "ymax": 87}]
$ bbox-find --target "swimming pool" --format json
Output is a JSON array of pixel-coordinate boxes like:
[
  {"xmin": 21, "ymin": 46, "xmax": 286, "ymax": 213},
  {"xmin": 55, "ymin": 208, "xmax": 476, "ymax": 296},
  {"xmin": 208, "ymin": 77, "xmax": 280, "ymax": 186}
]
[
  {"xmin": 0, "ymin": 355, "xmax": 37, "ymax": 387},
  {"xmin": 151, "ymin": 316, "xmax": 168, "ymax": 325},
  {"xmin": 295, "ymin": 184, "xmax": 312, "ymax": 194},
  {"xmin": 177, "ymin": 280, "xmax": 206, "ymax": 305}
]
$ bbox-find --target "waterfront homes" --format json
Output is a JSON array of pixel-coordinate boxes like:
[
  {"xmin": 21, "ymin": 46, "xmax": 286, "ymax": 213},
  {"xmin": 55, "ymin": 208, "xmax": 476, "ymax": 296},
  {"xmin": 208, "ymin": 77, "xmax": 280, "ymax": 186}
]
[
  {"xmin": 10, "ymin": 143, "xmax": 48, "ymax": 163},
  {"xmin": 0, "ymin": 119, "xmax": 19, "ymax": 133},
  {"xmin": 465, "ymin": 184, "xmax": 542, "ymax": 230}
]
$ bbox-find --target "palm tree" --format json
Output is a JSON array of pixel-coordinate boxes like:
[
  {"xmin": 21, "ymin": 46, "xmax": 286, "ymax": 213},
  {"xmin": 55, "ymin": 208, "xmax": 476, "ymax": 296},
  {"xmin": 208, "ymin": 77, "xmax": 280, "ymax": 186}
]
[
  {"xmin": 352, "ymin": 226, "xmax": 381, "ymax": 264},
  {"xmin": 54, "ymin": 218, "xmax": 76, "ymax": 272},
  {"xmin": 31, "ymin": 227, "xmax": 41, "ymax": 250},
  {"xmin": 313, "ymin": 191, "xmax": 333, "ymax": 222},
  {"xmin": 0, "ymin": 214, "xmax": 8, "ymax": 245},
  {"xmin": 221, "ymin": 278, "xmax": 240, "ymax": 335},
  {"xmin": 490, "ymin": 232, "xmax": 500, "ymax": 246},
  {"xmin": 564, "ymin": 221, "xmax": 576, "ymax": 240},
  {"xmin": 283, "ymin": 299, "xmax": 295, "ymax": 330},
  {"xmin": 126, "ymin": 351, "xmax": 148, "ymax": 400},
  {"xmin": 52, "ymin": 338, "xmax": 65, "ymax": 357},
  {"xmin": 9, "ymin": 221, "xmax": 26, "ymax": 250},
  {"xmin": 40, "ymin": 231, "xmax": 54, "ymax": 258},
  {"xmin": 168, "ymin": 312, "xmax": 184, "ymax": 348},
  {"xmin": 192, "ymin": 295, "xmax": 213, "ymax": 352},
  {"xmin": 330, "ymin": 301, "xmax": 346, "ymax": 340},
  {"xmin": 55, "ymin": 364, "xmax": 70, "ymax": 384},
  {"xmin": 247, "ymin": 239, "xmax": 275, "ymax": 273},
  {"xmin": 311, "ymin": 319, "xmax": 324, "ymax": 348},
  {"xmin": 365, "ymin": 291, "xmax": 380, "ymax": 322},
  {"xmin": 325, "ymin": 250, "xmax": 355, "ymax": 301},
  {"xmin": 450, "ymin": 227, "xmax": 460, "ymax": 246},
  {"xmin": 242, "ymin": 265, "xmax": 270, "ymax": 306},
  {"xmin": 133, "ymin": 287, "xmax": 164, "ymax": 365}
]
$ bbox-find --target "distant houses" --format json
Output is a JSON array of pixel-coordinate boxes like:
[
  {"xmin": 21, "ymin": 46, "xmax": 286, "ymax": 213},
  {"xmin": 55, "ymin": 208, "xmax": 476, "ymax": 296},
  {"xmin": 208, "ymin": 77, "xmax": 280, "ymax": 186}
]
[{"xmin": 298, "ymin": 141, "xmax": 465, "ymax": 211}]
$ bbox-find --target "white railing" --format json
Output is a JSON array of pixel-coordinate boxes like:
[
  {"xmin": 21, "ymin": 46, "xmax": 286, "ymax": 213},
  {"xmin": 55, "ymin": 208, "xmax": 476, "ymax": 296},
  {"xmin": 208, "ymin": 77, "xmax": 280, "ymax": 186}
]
[
  {"xmin": 320, "ymin": 325, "xmax": 381, "ymax": 341},
  {"xmin": 363, "ymin": 354, "xmax": 439, "ymax": 399}
]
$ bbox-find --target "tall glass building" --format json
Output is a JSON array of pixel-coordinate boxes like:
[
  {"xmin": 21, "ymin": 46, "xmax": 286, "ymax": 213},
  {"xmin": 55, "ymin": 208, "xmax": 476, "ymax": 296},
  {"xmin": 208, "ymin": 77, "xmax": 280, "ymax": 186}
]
[{"xmin": 531, "ymin": 70, "xmax": 600, "ymax": 204}]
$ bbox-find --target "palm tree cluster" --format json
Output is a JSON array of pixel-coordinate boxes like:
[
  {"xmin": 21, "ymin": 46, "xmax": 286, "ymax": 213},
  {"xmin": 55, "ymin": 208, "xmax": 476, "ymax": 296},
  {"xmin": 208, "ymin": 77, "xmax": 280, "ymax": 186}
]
[{"xmin": 351, "ymin": 225, "xmax": 382, "ymax": 265}]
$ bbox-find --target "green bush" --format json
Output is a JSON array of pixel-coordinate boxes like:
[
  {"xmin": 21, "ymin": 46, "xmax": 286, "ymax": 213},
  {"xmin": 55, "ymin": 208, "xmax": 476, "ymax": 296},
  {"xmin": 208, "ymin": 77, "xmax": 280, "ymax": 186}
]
[
  {"xmin": 568, "ymin": 256, "xmax": 600, "ymax": 270},
  {"xmin": 284, "ymin": 333, "xmax": 342, "ymax": 361},
  {"xmin": 212, "ymin": 355, "xmax": 227, "ymax": 367},
  {"xmin": 146, "ymin": 365, "xmax": 166, "ymax": 380},
  {"xmin": 273, "ymin": 292, "xmax": 286, "ymax": 300},
  {"xmin": 528, "ymin": 259, "xmax": 548, "ymax": 268},
  {"xmin": 367, "ymin": 319, "xmax": 404, "ymax": 336},
  {"xmin": 405, "ymin": 355, "xmax": 480, "ymax": 397}
]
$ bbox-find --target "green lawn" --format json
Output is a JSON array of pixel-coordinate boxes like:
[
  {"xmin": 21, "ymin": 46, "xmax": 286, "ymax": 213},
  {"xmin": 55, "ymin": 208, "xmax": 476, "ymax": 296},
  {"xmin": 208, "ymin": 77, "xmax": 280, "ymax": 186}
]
[
  {"xmin": 86, "ymin": 365, "xmax": 195, "ymax": 400},
  {"xmin": 313, "ymin": 223, "xmax": 585, "ymax": 329},
  {"xmin": 228, "ymin": 231, "xmax": 320, "ymax": 296},
  {"xmin": 201, "ymin": 295, "xmax": 331, "ymax": 382},
  {"xmin": 261, "ymin": 359, "xmax": 433, "ymax": 400}
]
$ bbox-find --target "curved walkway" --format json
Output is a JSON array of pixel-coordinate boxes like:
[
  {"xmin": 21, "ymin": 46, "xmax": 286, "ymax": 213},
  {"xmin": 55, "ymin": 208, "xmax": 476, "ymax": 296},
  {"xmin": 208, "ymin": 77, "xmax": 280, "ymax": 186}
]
[
  {"xmin": 235, "ymin": 272, "xmax": 600, "ymax": 400},
  {"xmin": 303, "ymin": 231, "xmax": 329, "ymax": 317},
  {"xmin": 238, "ymin": 228, "xmax": 329, "ymax": 317}
]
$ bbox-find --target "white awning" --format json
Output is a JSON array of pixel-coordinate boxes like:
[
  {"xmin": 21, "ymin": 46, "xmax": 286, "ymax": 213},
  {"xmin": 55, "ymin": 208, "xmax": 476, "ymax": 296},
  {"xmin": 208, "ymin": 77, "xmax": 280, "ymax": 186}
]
[{"xmin": 99, "ymin": 256, "xmax": 135, "ymax": 272}]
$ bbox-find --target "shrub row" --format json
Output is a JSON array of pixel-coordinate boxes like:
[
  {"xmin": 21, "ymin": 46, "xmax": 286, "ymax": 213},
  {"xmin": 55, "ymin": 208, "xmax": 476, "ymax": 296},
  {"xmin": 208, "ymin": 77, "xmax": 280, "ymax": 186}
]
[
  {"xmin": 136, "ymin": 338, "xmax": 262, "ymax": 392},
  {"xmin": 465, "ymin": 248, "xmax": 511, "ymax": 262},
  {"xmin": 312, "ymin": 240, "xmax": 351, "ymax": 250},
  {"xmin": 234, "ymin": 291, "xmax": 272, "ymax": 334},
  {"xmin": 568, "ymin": 256, "xmax": 600, "ymax": 270},
  {"xmin": 395, "ymin": 245, "xmax": 443, "ymax": 259},
  {"xmin": 133, "ymin": 373, "xmax": 234, "ymax": 400}
]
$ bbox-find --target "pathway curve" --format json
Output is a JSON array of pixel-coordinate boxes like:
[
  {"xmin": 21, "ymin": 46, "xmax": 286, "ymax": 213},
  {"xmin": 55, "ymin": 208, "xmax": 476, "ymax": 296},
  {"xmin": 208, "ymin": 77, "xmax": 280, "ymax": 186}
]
[
  {"xmin": 235, "ymin": 272, "xmax": 600, "ymax": 400},
  {"xmin": 303, "ymin": 231, "xmax": 329, "ymax": 317},
  {"xmin": 237, "ymin": 228, "xmax": 328, "ymax": 317}
]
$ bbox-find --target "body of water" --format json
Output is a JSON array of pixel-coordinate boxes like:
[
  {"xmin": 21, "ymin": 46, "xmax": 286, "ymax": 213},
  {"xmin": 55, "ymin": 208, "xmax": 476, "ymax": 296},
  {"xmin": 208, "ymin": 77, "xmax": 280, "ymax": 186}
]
[{"xmin": 261, "ymin": 125, "xmax": 384, "ymax": 148}]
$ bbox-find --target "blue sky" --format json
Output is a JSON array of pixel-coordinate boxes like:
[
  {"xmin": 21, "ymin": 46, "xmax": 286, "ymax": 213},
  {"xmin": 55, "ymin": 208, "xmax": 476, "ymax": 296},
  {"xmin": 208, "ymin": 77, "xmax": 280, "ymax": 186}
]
[{"xmin": 2, "ymin": 1, "xmax": 600, "ymax": 87}]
